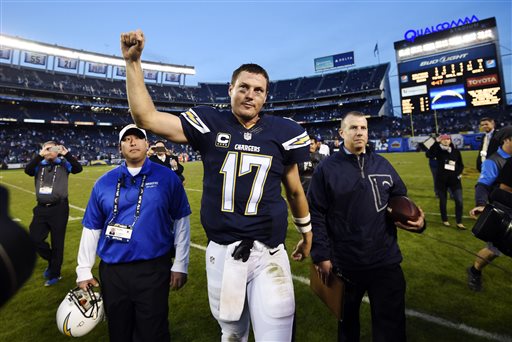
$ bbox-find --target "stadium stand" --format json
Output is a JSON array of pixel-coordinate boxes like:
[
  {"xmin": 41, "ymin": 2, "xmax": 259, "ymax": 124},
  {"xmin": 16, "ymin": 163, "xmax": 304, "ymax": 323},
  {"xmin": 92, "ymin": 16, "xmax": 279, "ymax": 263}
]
[{"xmin": 1, "ymin": 57, "xmax": 511, "ymax": 168}]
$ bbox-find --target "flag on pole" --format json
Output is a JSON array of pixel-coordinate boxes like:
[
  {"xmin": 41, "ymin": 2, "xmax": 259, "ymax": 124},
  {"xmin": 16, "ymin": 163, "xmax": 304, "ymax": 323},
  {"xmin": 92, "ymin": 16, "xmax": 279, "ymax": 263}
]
[{"xmin": 374, "ymin": 43, "xmax": 379, "ymax": 57}]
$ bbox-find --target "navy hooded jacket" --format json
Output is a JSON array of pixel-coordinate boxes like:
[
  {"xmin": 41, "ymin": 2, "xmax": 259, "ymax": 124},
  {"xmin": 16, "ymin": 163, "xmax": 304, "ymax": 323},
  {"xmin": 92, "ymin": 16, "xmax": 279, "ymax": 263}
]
[{"xmin": 308, "ymin": 148, "xmax": 411, "ymax": 271}]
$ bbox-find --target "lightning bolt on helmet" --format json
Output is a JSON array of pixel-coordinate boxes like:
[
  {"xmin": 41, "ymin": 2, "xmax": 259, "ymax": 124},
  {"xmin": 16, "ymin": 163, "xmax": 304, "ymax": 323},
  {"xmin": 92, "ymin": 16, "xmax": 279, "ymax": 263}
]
[{"xmin": 56, "ymin": 286, "xmax": 105, "ymax": 337}]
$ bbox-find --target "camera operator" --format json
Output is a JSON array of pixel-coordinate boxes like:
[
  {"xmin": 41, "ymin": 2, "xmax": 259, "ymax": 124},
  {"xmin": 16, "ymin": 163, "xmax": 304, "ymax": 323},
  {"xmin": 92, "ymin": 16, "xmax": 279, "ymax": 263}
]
[
  {"xmin": 497, "ymin": 158, "xmax": 512, "ymax": 192},
  {"xmin": 467, "ymin": 126, "xmax": 512, "ymax": 291},
  {"xmin": 148, "ymin": 140, "xmax": 185, "ymax": 185},
  {"xmin": 24, "ymin": 141, "xmax": 82, "ymax": 286}
]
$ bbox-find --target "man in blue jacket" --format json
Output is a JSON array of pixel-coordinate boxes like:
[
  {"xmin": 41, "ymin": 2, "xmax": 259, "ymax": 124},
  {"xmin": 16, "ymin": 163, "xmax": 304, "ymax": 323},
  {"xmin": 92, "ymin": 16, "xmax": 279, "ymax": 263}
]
[
  {"xmin": 467, "ymin": 126, "xmax": 512, "ymax": 292},
  {"xmin": 308, "ymin": 111, "xmax": 426, "ymax": 342},
  {"xmin": 76, "ymin": 124, "xmax": 191, "ymax": 341}
]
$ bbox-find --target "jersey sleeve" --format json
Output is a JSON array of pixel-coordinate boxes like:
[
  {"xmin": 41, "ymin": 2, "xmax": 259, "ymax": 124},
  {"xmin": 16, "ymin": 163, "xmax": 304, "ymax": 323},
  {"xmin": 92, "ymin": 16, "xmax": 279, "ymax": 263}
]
[
  {"xmin": 179, "ymin": 106, "xmax": 212, "ymax": 152},
  {"xmin": 280, "ymin": 117, "xmax": 310, "ymax": 165}
]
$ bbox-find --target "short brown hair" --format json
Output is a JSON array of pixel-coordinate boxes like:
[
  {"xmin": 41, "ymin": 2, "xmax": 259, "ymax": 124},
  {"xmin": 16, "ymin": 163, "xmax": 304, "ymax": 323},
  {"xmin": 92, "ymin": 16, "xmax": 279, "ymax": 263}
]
[
  {"xmin": 231, "ymin": 63, "xmax": 270, "ymax": 92},
  {"xmin": 480, "ymin": 117, "xmax": 495, "ymax": 123},
  {"xmin": 340, "ymin": 111, "xmax": 366, "ymax": 130}
]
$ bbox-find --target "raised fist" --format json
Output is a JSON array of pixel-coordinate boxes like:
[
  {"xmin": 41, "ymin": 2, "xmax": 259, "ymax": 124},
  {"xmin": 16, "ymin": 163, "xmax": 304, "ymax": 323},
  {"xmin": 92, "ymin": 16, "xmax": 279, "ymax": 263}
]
[{"xmin": 120, "ymin": 29, "xmax": 145, "ymax": 62}]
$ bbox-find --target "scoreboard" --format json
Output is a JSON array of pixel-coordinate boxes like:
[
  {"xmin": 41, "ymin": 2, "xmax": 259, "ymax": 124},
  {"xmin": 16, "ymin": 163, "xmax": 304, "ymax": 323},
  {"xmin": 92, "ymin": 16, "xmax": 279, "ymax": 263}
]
[{"xmin": 394, "ymin": 17, "xmax": 505, "ymax": 115}]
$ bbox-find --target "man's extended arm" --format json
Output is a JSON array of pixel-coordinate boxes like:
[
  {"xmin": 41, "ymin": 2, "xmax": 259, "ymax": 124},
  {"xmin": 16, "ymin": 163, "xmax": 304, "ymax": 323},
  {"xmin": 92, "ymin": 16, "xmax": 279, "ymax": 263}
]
[
  {"xmin": 121, "ymin": 29, "xmax": 188, "ymax": 143},
  {"xmin": 282, "ymin": 164, "xmax": 312, "ymax": 261},
  {"xmin": 170, "ymin": 215, "xmax": 190, "ymax": 290}
]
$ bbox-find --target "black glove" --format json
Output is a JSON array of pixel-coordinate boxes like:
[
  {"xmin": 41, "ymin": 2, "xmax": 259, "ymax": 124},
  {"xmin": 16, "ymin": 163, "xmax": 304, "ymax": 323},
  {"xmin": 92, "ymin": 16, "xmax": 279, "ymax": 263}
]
[{"xmin": 232, "ymin": 240, "xmax": 254, "ymax": 262}]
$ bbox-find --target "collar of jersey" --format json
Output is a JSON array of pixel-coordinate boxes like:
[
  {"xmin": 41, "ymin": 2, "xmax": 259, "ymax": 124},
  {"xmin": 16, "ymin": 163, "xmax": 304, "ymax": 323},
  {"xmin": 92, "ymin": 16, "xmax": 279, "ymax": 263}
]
[{"xmin": 229, "ymin": 111, "xmax": 264, "ymax": 129}]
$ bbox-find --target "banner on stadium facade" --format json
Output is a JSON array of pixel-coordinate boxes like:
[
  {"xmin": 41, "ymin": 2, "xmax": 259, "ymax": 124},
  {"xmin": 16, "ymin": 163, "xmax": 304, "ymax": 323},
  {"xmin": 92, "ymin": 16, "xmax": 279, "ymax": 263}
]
[
  {"xmin": 165, "ymin": 73, "xmax": 180, "ymax": 83},
  {"xmin": 144, "ymin": 69, "xmax": 158, "ymax": 80},
  {"xmin": 314, "ymin": 51, "xmax": 354, "ymax": 72},
  {"xmin": 116, "ymin": 67, "xmax": 126, "ymax": 77},
  {"xmin": 88, "ymin": 63, "xmax": 107, "ymax": 74},
  {"xmin": 24, "ymin": 52, "xmax": 46, "ymax": 66},
  {"xmin": 387, "ymin": 138, "xmax": 405, "ymax": 152},
  {"xmin": 57, "ymin": 57, "xmax": 78, "ymax": 70},
  {"xmin": 370, "ymin": 139, "xmax": 389, "ymax": 152},
  {"xmin": 0, "ymin": 48, "xmax": 11, "ymax": 60},
  {"xmin": 333, "ymin": 52, "xmax": 355, "ymax": 68}
]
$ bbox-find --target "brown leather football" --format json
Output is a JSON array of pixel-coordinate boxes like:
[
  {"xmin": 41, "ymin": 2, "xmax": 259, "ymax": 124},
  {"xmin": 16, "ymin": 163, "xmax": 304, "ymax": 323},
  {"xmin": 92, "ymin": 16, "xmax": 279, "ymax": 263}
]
[{"xmin": 387, "ymin": 196, "xmax": 420, "ymax": 224}]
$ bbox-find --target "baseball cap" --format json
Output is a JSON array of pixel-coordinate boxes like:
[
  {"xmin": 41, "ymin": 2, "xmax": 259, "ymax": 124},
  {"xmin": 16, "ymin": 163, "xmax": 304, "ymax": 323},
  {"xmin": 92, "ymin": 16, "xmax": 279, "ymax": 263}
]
[
  {"xmin": 118, "ymin": 124, "xmax": 147, "ymax": 143},
  {"xmin": 495, "ymin": 126, "xmax": 512, "ymax": 144},
  {"xmin": 439, "ymin": 134, "xmax": 451, "ymax": 140}
]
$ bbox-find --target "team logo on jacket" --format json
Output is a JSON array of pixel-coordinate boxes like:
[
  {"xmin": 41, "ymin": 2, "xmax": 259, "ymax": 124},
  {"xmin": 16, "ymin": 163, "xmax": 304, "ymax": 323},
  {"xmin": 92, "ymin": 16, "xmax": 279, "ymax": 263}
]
[
  {"xmin": 244, "ymin": 132, "xmax": 252, "ymax": 141},
  {"xmin": 216, "ymin": 133, "xmax": 231, "ymax": 148},
  {"xmin": 368, "ymin": 174, "xmax": 394, "ymax": 212}
]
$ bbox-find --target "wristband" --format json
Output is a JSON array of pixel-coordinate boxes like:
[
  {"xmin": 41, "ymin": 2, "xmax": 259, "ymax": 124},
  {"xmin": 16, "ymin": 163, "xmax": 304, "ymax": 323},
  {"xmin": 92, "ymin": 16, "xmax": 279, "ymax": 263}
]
[{"xmin": 292, "ymin": 214, "xmax": 312, "ymax": 234}]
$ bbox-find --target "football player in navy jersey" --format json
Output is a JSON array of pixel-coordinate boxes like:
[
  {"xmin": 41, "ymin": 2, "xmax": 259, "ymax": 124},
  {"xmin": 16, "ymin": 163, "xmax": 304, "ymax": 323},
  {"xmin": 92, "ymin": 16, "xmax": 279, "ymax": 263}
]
[{"xmin": 121, "ymin": 29, "xmax": 312, "ymax": 341}]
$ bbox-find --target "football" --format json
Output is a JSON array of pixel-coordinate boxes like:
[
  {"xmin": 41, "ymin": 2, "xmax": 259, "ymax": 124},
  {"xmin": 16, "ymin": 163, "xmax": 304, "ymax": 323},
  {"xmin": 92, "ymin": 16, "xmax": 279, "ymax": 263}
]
[{"xmin": 387, "ymin": 196, "xmax": 420, "ymax": 224}]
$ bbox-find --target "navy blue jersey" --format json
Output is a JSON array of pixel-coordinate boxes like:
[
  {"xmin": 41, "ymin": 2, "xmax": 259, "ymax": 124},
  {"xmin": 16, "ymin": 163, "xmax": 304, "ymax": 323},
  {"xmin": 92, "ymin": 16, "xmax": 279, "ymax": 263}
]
[{"xmin": 180, "ymin": 106, "xmax": 309, "ymax": 247}]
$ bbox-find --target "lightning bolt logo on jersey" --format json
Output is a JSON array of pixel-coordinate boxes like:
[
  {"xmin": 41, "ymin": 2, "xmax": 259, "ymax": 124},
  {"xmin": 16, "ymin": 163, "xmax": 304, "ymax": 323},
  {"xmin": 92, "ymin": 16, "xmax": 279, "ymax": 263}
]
[{"xmin": 180, "ymin": 106, "xmax": 310, "ymax": 247}]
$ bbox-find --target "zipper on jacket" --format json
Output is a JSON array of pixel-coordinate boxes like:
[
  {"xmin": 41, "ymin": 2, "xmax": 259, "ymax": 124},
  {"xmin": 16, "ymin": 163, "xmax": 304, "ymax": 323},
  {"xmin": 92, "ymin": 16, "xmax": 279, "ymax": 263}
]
[{"xmin": 357, "ymin": 155, "xmax": 365, "ymax": 179}]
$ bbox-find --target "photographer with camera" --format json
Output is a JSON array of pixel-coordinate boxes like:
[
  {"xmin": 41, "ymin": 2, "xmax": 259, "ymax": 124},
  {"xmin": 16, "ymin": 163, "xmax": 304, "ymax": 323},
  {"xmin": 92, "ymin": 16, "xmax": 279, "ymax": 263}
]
[
  {"xmin": 24, "ymin": 141, "xmax": 82, "ymax": 286},
  {"xmin": 467, "ymin": 126, "xmax": 512, "ymax": 291},
  {"xmin": 148, "ymin": 140, "xmax": 185, "ymax": 185}
]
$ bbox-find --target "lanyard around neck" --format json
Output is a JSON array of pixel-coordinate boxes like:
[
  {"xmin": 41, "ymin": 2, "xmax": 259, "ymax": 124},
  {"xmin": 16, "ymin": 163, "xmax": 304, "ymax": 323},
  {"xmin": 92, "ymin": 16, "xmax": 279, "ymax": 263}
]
[
  {"xmin": 109, "ymin": 174, "xmax": 147, "ymax": 227},
  {"xmin": 40, "ymin": 164, "xmax": 59, "ymax": 187}
]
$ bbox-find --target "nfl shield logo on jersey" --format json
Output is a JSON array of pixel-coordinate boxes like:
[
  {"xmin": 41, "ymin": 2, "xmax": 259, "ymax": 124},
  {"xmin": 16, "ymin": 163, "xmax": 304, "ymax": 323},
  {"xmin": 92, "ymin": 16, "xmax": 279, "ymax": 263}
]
[{"xmin": 244, "ymin": 132, "xmax": 252, "ymax": 141}]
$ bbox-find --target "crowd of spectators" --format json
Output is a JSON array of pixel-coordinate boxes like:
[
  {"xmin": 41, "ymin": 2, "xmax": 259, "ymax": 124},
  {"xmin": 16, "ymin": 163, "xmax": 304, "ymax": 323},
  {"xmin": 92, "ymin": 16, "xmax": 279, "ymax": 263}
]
[
  {"xmin": 1, "ymin": 103, "xmax": 510, "ymax": 167},
  {"xmin": 1, "ymin": 62, "xmax": 511, "ymax": 167},
  {"xmin": 0, "ymin": 63, "xmax": 388, "ymax": 105},
  {"xmin": 0, "ymin": 125, "xmax": 198, "ymax": 166}
]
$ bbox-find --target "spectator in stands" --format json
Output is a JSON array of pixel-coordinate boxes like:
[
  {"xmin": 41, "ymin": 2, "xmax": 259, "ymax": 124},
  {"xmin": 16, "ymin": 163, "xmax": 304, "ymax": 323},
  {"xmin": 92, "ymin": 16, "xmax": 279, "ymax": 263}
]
[
  {"xmin": 426, "ymin": 134, "xmax": 465, "ymax": 229},
  {"xmin": 298, "ymin": 135, "xmax": 326, "ymax": 192},
  {"xmin": 148, "ymin": 140, "xmax": 186, "ymax": 185},
  {"xmin": 24, "ymin": 141, "xmax": 82, "ymax": 286},
  {"xmin": 477, "ymin": 117, "xmax": 499, "ymax": 172},
  {"xmin": 467, "ymin": 126, "xmax": 512, "ymax": 291},
  {"xmin": 330, "ymin": 137, "xmax": 341, "ymax": 154},
  {"xmin": 317, "ymin": 136, "xmax": 330, "ymax": 156},
  {"xmin": 308, "ymin": 111, "xmax": 426, "ymax": 342}
]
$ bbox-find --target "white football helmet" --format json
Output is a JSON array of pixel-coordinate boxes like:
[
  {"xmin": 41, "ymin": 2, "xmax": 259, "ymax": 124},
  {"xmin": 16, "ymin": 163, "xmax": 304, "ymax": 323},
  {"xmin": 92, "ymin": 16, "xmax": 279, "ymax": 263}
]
[{"xmin": 56, "ymin": 286, "xmax": 105, "ymax": 337}]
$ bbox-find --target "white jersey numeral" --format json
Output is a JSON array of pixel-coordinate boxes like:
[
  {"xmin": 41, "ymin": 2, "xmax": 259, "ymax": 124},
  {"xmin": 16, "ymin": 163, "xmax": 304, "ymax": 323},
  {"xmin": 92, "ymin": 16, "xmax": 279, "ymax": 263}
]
[{"xmin": 220, "ymin": 152, "xmax": 273, "ymax": 215}]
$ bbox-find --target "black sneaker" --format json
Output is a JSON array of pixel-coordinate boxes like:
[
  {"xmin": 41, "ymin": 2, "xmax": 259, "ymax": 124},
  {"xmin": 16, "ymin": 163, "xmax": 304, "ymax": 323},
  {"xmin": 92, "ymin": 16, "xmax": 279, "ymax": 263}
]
[{"xmin": 467, "ymin": 267, "xmax": 482, "ymax": 292}]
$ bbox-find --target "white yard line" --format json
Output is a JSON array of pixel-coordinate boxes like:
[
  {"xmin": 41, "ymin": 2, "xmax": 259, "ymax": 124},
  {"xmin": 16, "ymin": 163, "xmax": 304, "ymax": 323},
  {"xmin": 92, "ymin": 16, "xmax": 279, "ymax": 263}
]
[{"xmin": 2, "ymin": 181, "xmax": 510, "ymax": 341}]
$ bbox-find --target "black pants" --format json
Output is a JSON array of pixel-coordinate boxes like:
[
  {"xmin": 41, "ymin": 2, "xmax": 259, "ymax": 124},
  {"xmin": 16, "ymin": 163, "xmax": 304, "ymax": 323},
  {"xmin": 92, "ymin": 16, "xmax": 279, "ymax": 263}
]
[
  {"xmin": 29, "ymin": 201, "xmax": 69, "ymax": 279},
  {"xmin": 437, "ymin": 181, "xmax": 463, "ymax": 223},
  {"xmin": 338, "ymin": 264, "xmax": 406, "ymax": 342},
  {"xmin": 99, "ymin": 253, "xmax": 172, "ymax": 342}
]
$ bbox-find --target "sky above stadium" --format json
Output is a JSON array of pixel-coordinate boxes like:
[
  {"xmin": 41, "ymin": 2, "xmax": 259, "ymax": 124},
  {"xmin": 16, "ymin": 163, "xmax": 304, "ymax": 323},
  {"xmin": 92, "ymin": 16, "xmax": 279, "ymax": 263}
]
[{"xmin": 1, "ymin": 0, "xmax": 511, "ymax": 111}]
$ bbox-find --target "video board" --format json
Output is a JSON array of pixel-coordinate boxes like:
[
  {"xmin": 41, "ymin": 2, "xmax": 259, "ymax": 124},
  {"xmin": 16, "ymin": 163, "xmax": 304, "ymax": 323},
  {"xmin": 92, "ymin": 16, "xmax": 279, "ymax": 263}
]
[{"xmin": 394, "ymin": 17, "xmax": 504, "ymax": 115}]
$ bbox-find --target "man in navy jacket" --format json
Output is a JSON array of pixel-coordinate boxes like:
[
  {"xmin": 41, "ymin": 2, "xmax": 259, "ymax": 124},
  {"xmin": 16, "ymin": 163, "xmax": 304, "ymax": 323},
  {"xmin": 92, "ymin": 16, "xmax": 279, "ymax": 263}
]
[{"xmin": 308, "ymin": 111, "xmax": 426, "ymax": 342}]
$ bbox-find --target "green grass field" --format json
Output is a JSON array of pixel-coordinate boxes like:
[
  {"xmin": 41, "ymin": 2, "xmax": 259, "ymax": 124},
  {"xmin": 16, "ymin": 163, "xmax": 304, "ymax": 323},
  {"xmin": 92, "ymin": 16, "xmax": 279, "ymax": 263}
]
[{"xmin": 1, "ymin": 150, "xmax": 511, "ymax": 342}]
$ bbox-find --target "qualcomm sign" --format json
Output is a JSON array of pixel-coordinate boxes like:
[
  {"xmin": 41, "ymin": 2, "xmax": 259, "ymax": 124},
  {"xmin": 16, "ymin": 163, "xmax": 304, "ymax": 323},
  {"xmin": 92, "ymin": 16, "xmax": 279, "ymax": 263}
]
[{"xmin": 404, "ymin": 15, "xmax": 479, "ymax": 42}]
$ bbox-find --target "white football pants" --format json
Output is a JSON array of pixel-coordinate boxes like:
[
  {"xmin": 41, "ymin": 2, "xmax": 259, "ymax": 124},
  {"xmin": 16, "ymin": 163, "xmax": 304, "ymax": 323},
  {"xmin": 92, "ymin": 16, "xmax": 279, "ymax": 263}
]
[{"xmin": 206, "ymin": 240, "xmax": 295, "ymax": 342}]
